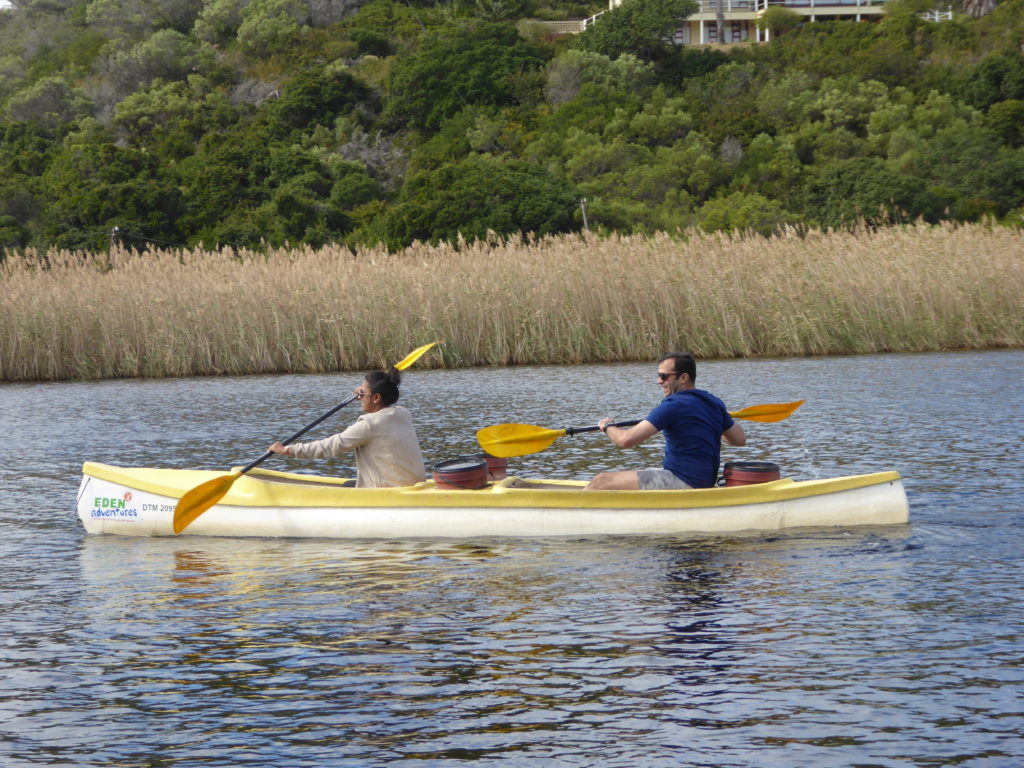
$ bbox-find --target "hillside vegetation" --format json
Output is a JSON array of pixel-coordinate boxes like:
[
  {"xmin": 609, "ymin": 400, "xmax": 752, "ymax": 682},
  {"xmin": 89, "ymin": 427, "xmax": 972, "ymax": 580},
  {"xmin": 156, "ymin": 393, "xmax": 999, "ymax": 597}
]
[{"xmin": 1, "ymin": 0, "xmax": 1023, "ymax": 252}]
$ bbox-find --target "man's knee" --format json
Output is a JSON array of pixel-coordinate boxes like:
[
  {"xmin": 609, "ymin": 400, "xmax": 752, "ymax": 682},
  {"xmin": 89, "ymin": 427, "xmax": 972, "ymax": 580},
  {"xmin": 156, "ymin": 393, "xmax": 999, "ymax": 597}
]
[{"xmin": 585, "ymin": 471, "xmax": 637, "ymax": 491}]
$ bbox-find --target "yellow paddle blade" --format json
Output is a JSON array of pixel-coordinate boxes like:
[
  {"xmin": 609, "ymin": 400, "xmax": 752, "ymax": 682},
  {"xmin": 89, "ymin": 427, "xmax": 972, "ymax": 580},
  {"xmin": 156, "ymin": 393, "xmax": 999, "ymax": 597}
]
[
  {"xmin": 729, "ymin": 399, "xmax": 805, "ymax": 423},
  {"xmin": 173, "ymin": 471, "xmax": 241, "ymax": 534},
  {"xmin": 394, "ymin": 340, "xmax": 443, "ymax": 371},
  {"xmin": 476, "ymin": 423, "xmax": 568, "ymax": 458}
]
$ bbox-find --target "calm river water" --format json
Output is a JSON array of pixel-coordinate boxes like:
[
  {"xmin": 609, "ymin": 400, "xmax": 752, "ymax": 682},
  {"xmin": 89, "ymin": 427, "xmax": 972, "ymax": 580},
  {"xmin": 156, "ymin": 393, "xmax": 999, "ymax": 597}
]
[{"xmin": 1, "ymin": 350, "xmax": 1022, "ymax": 767}]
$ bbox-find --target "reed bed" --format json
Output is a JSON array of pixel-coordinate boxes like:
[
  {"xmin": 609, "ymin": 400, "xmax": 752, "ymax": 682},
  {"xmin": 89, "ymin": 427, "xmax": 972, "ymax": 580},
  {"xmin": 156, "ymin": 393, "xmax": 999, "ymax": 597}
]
[{"xmin": 1, "ymin": 222, "xmax": 1022, "ymax": 381}]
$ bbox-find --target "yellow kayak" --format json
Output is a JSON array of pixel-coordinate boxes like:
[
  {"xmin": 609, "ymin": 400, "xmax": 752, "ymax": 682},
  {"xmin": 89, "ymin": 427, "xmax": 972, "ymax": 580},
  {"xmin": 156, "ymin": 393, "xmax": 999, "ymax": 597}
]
[{"xmin": 77, "ymin": 462, "xmax": 909, "ymax": 539}]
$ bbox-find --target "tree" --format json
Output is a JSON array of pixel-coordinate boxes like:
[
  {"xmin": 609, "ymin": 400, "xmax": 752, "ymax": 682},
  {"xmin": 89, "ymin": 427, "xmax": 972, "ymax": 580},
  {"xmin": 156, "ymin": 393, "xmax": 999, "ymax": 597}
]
[
  {"xmin": 564, "ymin": 128, "xmax": 730, "ymax": 213},
  {"xmin": 104, "ymin": 28, "xmax": 209, "ymax": 94},
  {"xmin": 983, "ymin": 99, "xmax": 1024, "ymax": 147},
  {"xmin": 370, "ymin": 154, "xmax": 577, "ymax": 248},
  {"xmin": 573, "ymin": 0, "xmax": 699, "ymax": 63},
  {"xmin": 263, "ymin": 66, "xmax": 375, "ymax": 137},
  {"xmin": 757, "ymin": 7, "xmax": 802, "ymax": 36},
  {"xmin": 954, "ymin": 50, "xmax": 1024, "ymax": 109},
  {"xmin": 4, "ymin": 75, "xmax": 92, "ymax": 130},
  {"xmin": 810, "ymin": 77, "xmax": 894, "ymax": 136},
  {"xmin": 535, "ymin": 80, "xmax": 648, "ymax": 143},
  {"xmin": 384, "ymin": 21, "xmax": 550, "ymax": 133},
  {"xmin": 342, "ymin": 0, "xmax": 435, "ymax": 54},
  {"xmin": 0, "ymin": 121, "xmax": 54, "ymax": 246},
  {"xmin": 601, "ymin": 89, "xmax": 693, "ymax": 147},
  {"xmin": 686, "ymin": 61, "xmax": 776, "ymax": 144},
  {"xmin": 37, "ymin": 120, "xmax": 185, "ymax": 248},
  {"xmin": 753, "ymin": 17, "xmax": 920, "ymax": 84},
  {"xmin": 804, "ymin": 156, "xmax": 943, "ymax": 228},
  {"xmin": 906, "ymin": 123, "xmax": 1024, "ymax": 217},
  {"xmin": 732, "ymin": 132, "xmax": 806, "ymax": 206},
  {"xmin": 0, "ymin": 214, "xmax": 28, "ymax": 249},
  {"xmin": 544, "ymin": 50, "xmax": 655, "ymax": 107},
  {"xmin": 111, "ymin": 75, "xmax": 238, "ymax": 155},
  {"xmin": 563, "ymin": 132, "xmax": 652, "ymax": 183},
  {"xmin": 330, "ymin": 161, "xmax": 385, "ymax": 210},
  {"xmin": 85, "ymin": 0, "xmax": 203, "ymax": 39},
  {"xmin": 473, "ymin": 0, "xmax": 535, "ymax": 23},
  {"xmin": 698, "ymin": 191, "xmax": 797, "ymax": 236},
  {"xmin": 264, "ymin": 169, "xmax": 351, "ymax": 245},
  {"xmin": 236, "ymin": 0, "xmax": 309, "ymax": 56},
  {"xmin": 192, "ymin": 0, "xmax": 246, "ymax": 43},
  {"xmin": 754, "ymin": 71, "xmax": 819, "ymax": 127},
  {"xmin": 176, "ymin": 125, "xmax": 273, "ymax": 242}
]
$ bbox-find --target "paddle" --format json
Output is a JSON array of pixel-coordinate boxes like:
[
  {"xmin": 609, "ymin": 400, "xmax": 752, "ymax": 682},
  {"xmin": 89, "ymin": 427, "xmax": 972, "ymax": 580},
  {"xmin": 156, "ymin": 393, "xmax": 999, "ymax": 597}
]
[
  {"xmin": 172, "ymin": 341, "xmax": 443, "ymax": 534},
  {"xmin": 476, "ymin": 400, "xmax": 805, "ymax": 458}
]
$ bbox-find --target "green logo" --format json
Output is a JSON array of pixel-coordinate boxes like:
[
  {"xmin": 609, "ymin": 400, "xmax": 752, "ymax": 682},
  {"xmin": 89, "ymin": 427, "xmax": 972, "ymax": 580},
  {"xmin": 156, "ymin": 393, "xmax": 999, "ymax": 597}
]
[{"xmin": 94, "ymin": 497, "xmax": 127, "ymax": 508}]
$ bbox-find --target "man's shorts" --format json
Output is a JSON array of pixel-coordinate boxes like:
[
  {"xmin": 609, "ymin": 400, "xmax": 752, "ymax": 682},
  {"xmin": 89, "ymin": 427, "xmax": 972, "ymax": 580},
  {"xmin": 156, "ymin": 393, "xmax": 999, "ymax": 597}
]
[{"xmin": 636, "ymin": 469, "xmax": 692, "ymax": 490}]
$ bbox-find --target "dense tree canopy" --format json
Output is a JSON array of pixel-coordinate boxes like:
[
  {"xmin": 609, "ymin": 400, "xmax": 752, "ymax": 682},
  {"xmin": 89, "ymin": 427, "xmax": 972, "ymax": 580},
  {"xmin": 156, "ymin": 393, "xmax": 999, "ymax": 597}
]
[
  {"xmin": 384, "ymin": 20, "xmax": 550, "ymax": 132},
  {"xmin": 371, "ymin": 154, "xmax": 578, "ymax": 248},
  {"xmin": 0, "ymin": 0, "xmax": 1022, "ymax": 253}
]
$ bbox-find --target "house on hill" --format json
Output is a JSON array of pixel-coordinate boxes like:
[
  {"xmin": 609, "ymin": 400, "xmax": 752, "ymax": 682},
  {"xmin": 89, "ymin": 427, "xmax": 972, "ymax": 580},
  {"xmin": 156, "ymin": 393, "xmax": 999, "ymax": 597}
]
[
  {"xmin": 536, "ymin": 0, "xmax": 946, "ymax": 45},
  {"xmin": 672, "ymin": 0, "xmax": 890, "ymax": 44}
]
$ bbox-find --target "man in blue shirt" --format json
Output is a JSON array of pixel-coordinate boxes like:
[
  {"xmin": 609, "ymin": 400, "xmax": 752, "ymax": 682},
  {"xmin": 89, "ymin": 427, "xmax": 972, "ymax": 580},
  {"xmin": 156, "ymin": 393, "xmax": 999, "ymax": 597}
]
[{"xmin": 585, "ymin": 352, "xmax": 746, "ymax": 490}]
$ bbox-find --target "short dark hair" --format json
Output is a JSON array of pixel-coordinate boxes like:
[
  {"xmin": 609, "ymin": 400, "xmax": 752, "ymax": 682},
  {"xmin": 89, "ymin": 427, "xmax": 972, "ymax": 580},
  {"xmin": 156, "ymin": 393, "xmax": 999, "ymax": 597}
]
[
  {"xmin": 365, "ymin": 368, "xmax": 401, "ymax": 405},
  {"xmin": 658, "ymin": 351, "xmax": 696, "ymax": 381}
]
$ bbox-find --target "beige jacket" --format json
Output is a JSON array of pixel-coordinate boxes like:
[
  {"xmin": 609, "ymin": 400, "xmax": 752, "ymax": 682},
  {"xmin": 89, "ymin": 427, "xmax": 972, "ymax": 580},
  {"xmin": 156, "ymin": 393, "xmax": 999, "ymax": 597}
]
[{"xmin": 288, "ymin": 405, "xmax": 426, "ymax": 488}]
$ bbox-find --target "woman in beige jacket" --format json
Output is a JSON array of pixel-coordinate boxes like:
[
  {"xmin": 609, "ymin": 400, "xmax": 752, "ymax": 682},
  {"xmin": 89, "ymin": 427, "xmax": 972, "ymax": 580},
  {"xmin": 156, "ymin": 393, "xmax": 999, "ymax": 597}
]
[{"xmin": 267, "ymin": 368, "xmax": 426, "ymax": 487}]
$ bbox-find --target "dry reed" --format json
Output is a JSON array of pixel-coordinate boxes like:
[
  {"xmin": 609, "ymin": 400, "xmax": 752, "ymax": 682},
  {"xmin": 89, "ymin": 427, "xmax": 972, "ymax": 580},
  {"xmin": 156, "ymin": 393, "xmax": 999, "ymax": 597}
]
[{"xmin": 1, "ymin": 222, "xmax": 1021, "ymax": 381}]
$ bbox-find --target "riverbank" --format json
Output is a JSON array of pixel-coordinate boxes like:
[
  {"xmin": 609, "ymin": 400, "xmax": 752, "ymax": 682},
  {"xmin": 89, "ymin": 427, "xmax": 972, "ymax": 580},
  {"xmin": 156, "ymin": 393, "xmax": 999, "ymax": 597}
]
[{"xmin": 2, "ymin": 222, "xmax": 1022, "ymax": 382}]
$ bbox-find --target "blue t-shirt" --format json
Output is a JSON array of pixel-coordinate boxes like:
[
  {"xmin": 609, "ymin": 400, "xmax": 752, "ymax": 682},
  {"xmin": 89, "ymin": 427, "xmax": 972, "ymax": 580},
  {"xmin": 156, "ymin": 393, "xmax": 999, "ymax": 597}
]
[{"xmin": 646, "ymin": 389, "xmax": 735, "ymax": 488}]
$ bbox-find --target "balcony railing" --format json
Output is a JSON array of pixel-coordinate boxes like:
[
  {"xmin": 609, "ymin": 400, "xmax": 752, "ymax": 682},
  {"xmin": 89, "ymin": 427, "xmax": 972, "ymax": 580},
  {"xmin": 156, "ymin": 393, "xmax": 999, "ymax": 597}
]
[
  {"xmin": 697, "ymin": 0, "xmax": 886, "ymax": 10},
  {"xmin": 697, "ymin": 0, "xmax": 757, "ymax": 9},
  {"xmin": 535, "ymin": 18, "xmax": 589, "ymax": 32},
  {"xmin": 532, "ymin": 0, "xmax": 906, "ymax": 38}
]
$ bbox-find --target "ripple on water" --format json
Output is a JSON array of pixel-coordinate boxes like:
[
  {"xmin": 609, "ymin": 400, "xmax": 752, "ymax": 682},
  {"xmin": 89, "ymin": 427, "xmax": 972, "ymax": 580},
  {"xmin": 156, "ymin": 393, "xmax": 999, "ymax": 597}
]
[{"xmin": 1, "ymin": 351, "xmax": 1023, "ymax": 767}]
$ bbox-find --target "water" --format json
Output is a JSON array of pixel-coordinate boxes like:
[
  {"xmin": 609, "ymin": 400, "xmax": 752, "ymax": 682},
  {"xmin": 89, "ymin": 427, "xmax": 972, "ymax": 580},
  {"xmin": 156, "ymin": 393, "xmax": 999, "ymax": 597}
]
[{"xmin": 2, "ymin": 350, "xmax": 1022, "ymax": 767}]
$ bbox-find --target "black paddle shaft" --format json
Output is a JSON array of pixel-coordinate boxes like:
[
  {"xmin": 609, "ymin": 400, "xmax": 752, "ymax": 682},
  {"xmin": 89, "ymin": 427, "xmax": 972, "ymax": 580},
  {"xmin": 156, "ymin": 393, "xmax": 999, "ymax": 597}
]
[
  {"xmin": 565, "ymin": 419, "xmax": 640, "ymax": 436},
  {"xmin": 239, "ymin": 394, "xmax": 358, "ymax": 475}
]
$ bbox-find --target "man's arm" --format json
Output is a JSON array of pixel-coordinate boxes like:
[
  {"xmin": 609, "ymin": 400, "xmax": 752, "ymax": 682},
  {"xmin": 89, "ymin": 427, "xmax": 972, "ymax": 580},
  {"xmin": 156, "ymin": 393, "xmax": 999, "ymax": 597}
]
[
  {"xmin": 602, "ymin": 419, "xmax": 659, "ymax": 449},
  {"xmin": 722, "ymin": 423, "xmax": 746, "ymax": 446}
]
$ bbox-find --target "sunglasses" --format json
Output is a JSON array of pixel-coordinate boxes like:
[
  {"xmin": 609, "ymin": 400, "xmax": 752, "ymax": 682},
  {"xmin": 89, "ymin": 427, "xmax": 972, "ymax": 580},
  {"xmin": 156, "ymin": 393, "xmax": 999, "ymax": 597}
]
[{"xmin": 657, "ymin": 372, "xmax": 680, "ymax": 381}]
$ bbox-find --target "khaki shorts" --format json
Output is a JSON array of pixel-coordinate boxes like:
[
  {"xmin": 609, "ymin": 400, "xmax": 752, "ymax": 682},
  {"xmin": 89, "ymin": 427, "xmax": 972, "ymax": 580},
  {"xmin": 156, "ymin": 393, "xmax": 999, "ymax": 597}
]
[{"xmin": 636, "ymin": 469, "xmax": 692, "ymax": 490}]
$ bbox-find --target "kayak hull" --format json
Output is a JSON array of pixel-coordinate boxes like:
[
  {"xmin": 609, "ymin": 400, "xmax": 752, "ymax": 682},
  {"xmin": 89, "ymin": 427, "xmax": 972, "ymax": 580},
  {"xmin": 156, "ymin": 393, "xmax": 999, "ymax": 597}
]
[{"xmin": 76, "ymin": 462, "xmax": 909, "ymax": 539}]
